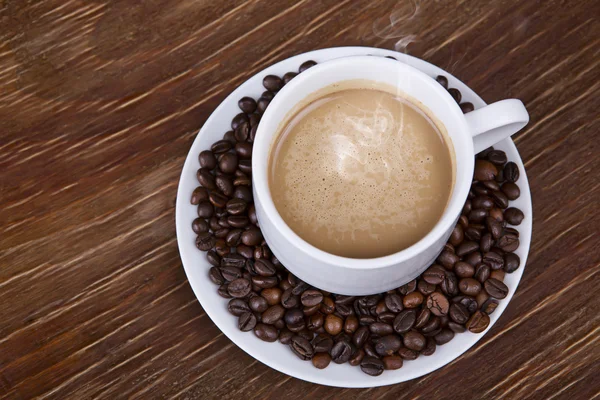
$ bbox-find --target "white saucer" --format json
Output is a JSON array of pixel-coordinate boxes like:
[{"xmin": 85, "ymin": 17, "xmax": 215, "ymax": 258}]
[{"xmin": 175, "ymin": 46, "xmax": 532, "ymax": 388}]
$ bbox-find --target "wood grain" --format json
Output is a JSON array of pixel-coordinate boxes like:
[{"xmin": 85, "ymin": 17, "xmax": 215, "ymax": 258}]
[{"xmin": 1, "ymin": 0, "xmax": 599, "ymax": 399}]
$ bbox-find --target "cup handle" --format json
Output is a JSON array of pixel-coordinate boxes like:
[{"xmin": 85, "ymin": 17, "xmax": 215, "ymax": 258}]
[{"xmin": 465, "ymin": 99, "xmax": 529, "ymax": 153}]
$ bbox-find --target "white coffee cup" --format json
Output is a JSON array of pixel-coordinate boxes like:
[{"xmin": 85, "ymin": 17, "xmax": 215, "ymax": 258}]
[{"xmin": 252, "ymin": 56, "xmax": 528, "ymax": 295}]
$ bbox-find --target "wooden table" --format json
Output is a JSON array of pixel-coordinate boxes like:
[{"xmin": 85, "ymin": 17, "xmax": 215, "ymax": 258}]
[{"xmin": 1, "ymin": 1, "xmax": 598, "ymax": 399}]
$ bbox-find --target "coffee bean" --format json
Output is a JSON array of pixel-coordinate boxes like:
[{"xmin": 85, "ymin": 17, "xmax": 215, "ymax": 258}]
[
  {"xmin": 238, "ymin": 311, "xmax": 257, "ymax": 332},
  {"xmin": 290, "ymin": 335, "xmax": 314, "ymax": 360},
  {"xmin": 420, "ymin": 315, "xmax": 441, "ymax": 334},
  {"xmin": 232, "ymin": 187, "xmax": 252, "ymax": 204},
  {"xmin": 449, "ymin": 303, "xmax": 469, "ymax": 324},
  {"xmin": 459, "ymin": 278, "xmax": 482, "ymax": 296},
  {"xmin": 398, "ymin": 347, "xmax": 418, "ymax": 360},
  {"xmin": 221, "ymin": 266, "xmax": 243, "ymax": 283},
  {"xmin": 456, "ymin": 240, "xmax": 479, "ymax": 257},
  {"xmin": 199, "ymin": 151, "xmax": 217, "ymax": 170},
  {"xmin": 311, "ymin": 334, "xmax": 333, "ymax": 353},
  {"xmin": 361, "ymin": 356, "xmax": 384, "ymax": 376},
  {"xmin": 398, "ymin": 280, "xmax": 417, "ymax": 295},
  {"xmin": 238, "ymin": 97, "xmax": 257, "ymax": 114},
  {"xmin": 423, "ymin": 264, "xmax": 446, "ymax": 285},
  {"xmin": 191, "ymin": 187, "xmax": 209, "ymax": 205},
  {"xmin": 280, "ymin": 288, "xmax": 299, "ymax": 309},
  {"xmin": 472, "ymin": 195, "xmax": 494, "ymax": 210},
  {"xmin": 254, "ymin": 259, "xmax": 276, "ymax": 277},
  {"xmin": 381, "ymin": 293, "xmax": 402, "ymax": 313},
  {"xmin": 474, "ymin": 159, "xmax": 498, "ymax": 181},
  {"xmin": 375, "ymin": 334, "xmax": 402, "ymax": 356},
  {"xmin": 414, "ymin": 308, "xmax": 431, "ymax": 329},
  {"xmin": 479, "ymin": 232, "xmax": 493, "ymax": 253},
  {"xmin": 278, "ymin": 328, "xmax": 294, "ymax": 345},
  {"xmin": 427, "ymin": 292, "xmax": 449, "ymax": 316},
  {"xmin": 460, "ymin": 102, "xmax": 475, "ymax": 113},
  {"xmin": 418, "ymin": 280, "xmax": 436, "ymax": 296},
  {"xmin": 299, "ymin": 60, "xmax": 317, "ymax": 73},
  {"xmin": 402, "ymin": 330, "xmax": 425, "ymax": 351},
  {"xmin": 459, "ymin": 215, "xmax": 469, "ymax": 229},
  {"xmin": 483, "ymin": 298, "xmax": 499, "ymax": 315},
  {"xmin": 256, "ymin": 97, "xmax": 271, "ymax": 114},
  {"xmin": 263, "ymin": 75, "xmax": 283, "ymax": 92},
  {"xmin": 487, "ymin": 150, "xmax": 507, "ymax": 165},
  {"xmin": 497, "ymin": 233, "xmax": 520, "ymax": 252},
  {"xmin": 228, "ymin": 278, "xmax": 251, "ymax": 298},
  {"xmin": 331, "ymin": 340, "xmax": 353, "ymax": 364},
  {"xmin": 466, "ymin": 311, "xmax": 490, "ymax": 333},
  {"xmin": 448, "ymin": 88, "xmax": 462, "ymax": 103},
  {"xmin": 254, "ymin": 323, "xmax": 278, "ymax": 342},
  {"xmin": 231, "ymin": 113, "xmax": 248, "ymax": 131},
  {"xmin": 196, "ymin": 232, "xmax": 216, "ymax": 251},
  {"xmin": 349, "ymin": 349, "xmax": 365, "ymax": 366},
  {"xmin": 360, "ymin": 315, "xmax": 376, "ymax": 326},
  {"xmin": 301, "ymin": 290, "xmax": 324, "ymax": 307},
  {"xmin": 306, "ymin": 313, "xmax": 324, "ymax": 331},
  {"xmin": 291, "ymin": 280, "xmax": 309, "ymax": 296},
  {"xmin": 211, "ymin": 140, "xmax": 233, "ymax": 154},
  {"xmin": 449, "ymin": 225, "xmax": 464, "ymax": 247},
  {"xmin": 261, "ymin": 287, "xmax": 282, "ymax": 306},
  {"xmin": 455, "ymin": 261, "xmax": 475, "ymax": 278},
  {"xmin": 208, "ymin": 266, "xmax": 225, "ymax": 285},
  {"xmin": 352, "ymin": 325, "xmax": 370, "ymax": 348},
  {"xmin": 192, "ymin": 218, "xmax": 209, "ymax": 234},
  {"xmin": 379, "ymin": 355, "xmax": 402, "ymax": 371},
  {"xmin": 490, "ymin": 190, "xmax": 509, "ymax": 211},
  {"xmin": 325, "ymin": 314, "xmax": 343, "ymax": 335},
  {"xmin": 447, "ymin": 321, "xmax": 465, "ymax": 334},
  {"xmin": 434, "ymin": 328, "xmax": 454, "ymax": 345},
  {"xmin": 484, "ymin": 278, "xmax": 509, "ymax": 299},
  {"xmin": 490, "ymin": 269, "xmax": 505, "ymax": 282},
  {"xmin": 503, "ymin": 162, "xmax": 520, "ymax": 183},
  {"xmin": 504, "ymin": 252, "xmax": 520, "ymax": 273},
  {"xmin": 420, "ymin": 338, "xmax": 436, "ymax": 356},
  {"xmin": 474, "ymin": 263, "xmax": 491, "ymax": 283},
  {"xmin": 369, "ymin": 322, "xmax": 394, "ymax": 336},
  {"xmin": 436, "ymin": 75, "xmax": 448, "ymax": 89},
  {"xmin": 311, "ymin": 352, "xmax": 330, "ymax": 369},
  {"xmin": 363, "ymin": 343, "xmax": 379, "ymax": 359},
  {"xmin": 197, "ymin": 168, "xmax": 216, "ymax": 190},
  {"xmin": 437, "ymin": 250, "xmax": 459, "ymax": 269},
  {"xmin": 217, "ymin": 284, "xmax": 231, "ymax": 298},
  {"xmin": 440, "ymin": 271, "xmax": 459, "ymax": 296},
  {"xmin": 403, "ymin": 292, "xmax": 424, "ymax": 308},
  {"xmin": 248, "ymin": 294, "xmax": 269, "ymax": 313},
  {"xmin": 504, "ymin": 208, "xmax": 524, "ymax": 225},
  {"xmin": 393, "ymin": 310, "xmax": 416, "ymax": 333},
  {"xmin": 483, "ymin": 251, "xmax": 504, "ymax": 270},
  {"xmin": 241, "ymin": 226, "xmax": 263, "ymax": 246}
]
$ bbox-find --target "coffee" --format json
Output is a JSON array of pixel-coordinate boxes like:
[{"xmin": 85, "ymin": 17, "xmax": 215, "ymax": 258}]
[{"xmin": 269, "ymin": 81, "xmax": 454, "ymax": 258}]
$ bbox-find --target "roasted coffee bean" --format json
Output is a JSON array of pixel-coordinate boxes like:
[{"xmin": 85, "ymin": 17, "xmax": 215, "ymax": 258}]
[
  {"xmin": 423, "ymin": 265, "xmax": 446, "ymax": 285},
  {"xmin": 254, "ymin": 259, "xmax": 276, "ymax": 277},
  {"xmin": 254, "ymin": 245, "xmax": 271, "ymax": 260},
  {"xmin": 232, "ymin": 187, "xmax": 252, "ymax": 204},
  {"xmin": 375, "ymin": 300, "xmax": 388, "ymax": 316},
  {"xmin": 434, "ymin": 328, "xmax": 454, "ymax": 345},
  {"xmin": 484, "ymin": 278, "xmax": 509, "ymax": 299},
  {"xmin": 238, "ymin": 96, "xmax": 257, "ymax": 114},
  {"xmin": 459, "ymin": 278, "xmax": 482, "ymax": 296},
  {"xmin": 299, "ymin": 60, "xmax": 317, "ymax": 72},
  {"xmin": 291, "ymin": 281, "xmax": 309, "ymax": 296},
  {"xmin": 460, "ymin": 102, "xmax": 475, "ymax": 113},
  {"xmin": 449, "ymin": 303, "xmax": 469, "ymax": 324},
  {"xmin": 208, "ymin": 192, "xmax": 228, "ymax": 209},
  {"xmin": 490, "ymin": 207, "xmax": 504, "ymax": 222},
  {"xmin": 483, "ymin": 251, "xmax": 504, "ymax": 270},
  {"xmin": 214, "ymin": 228, "xmax": 229, "ymax": 239},
  {"xmin": 486, "ymin": 216, "xmax": 503, "ymax": 239},
  {"xmin": 361, "ymin": 356, "xmax": 384, "ymax": 376},
  {"xmin": 504, "ymin": 207, "xmax": 524, "ymax": 226},
  {"xmin": 437, "ymin": 250, "xmax": 459, "ymax": 269},
  {"xmin": 252, "ymin": 275, "xmax": 278, "ymax": 289},
  {"xmin": 382, "ymin": 293, "xmax": 402, "ymax": 313},
  {"xmin": 483, "ymin": 298, "xmax": 499, "ymax": 315},
  {"xmin": 503, "ymin": 161, "xmax": 520, "ymax": 183},
  {"xmin": 497, "ymin": 233, "xmax": 520, "ymax": 252},
  {"xmin": 234, "ymin": 120, "xmax": 250, "ymax": 142},
  {"xmin": 456, "ymin": 240, "xmax": 479, "ymax": 257},
  {"xmin": 421, "ymin": 315, "xmax": 441, "ymax": 334},
  {"xmin": 335, "ymin": 303, "xmax": 353, "ymax": 317},
  {"xmin": 254, "ymin": 323, "xmax": 278, "ymax": 342},
  {"xmin": 222, "ymin": 130, "xmax": 235, "ymax": 143},
  {"xmin": 393, "ymin": 310, "xmax": 416, "ymax": 333},
  {"xmin": 261, "ymin": 90, "xmax": 275, "ymax": 100},
  {"xmin": 474, "ymin": 263, "xmax": 491, "ymax": 283},
  {"xmin": 279, "ymin": 328, "xmax": 294, "ymax": 344},
  {"xmin": 474, "ymin": 159, "xmax": 498, "ymax": 181},
  {"xmin": 233, "ymin": 173, "xmax": 251, "ymax": 186},
  {"xmin": 421, "ymin": 338, "xmax": 437, "ymax": 356},
  {"xmin": 199, "ymin": 151, "xmax": 217, "ymax": 170},
  {"xmin": 398, "ymin": 280, "xmax": 417, "ymax": 295},
  {"xmin": 238, "ymin": 159, "xmax": 252, "ymax": 175},
  {"xmin": 472, "ymin": 195, "xmax": 494, "ymax": 210},
  {"xmin": 455, "ymin": 261, "xmax": 475, "ymax": 278},
  {"xmin": 403, "ymin": 331, "xmax": 426, "ymax": 351},
  {"xmin": 320, "ymin": 297, "xmax": 335, "ymax": 314},
  {"xmin": 504, "ymin": 252, "xmax": 520, "ymax": 273},
  {"xmin": 440, "ymin": 272, "xmax": 459, "ymax": 296},
  {"xmin": 465, "ymin": 226, "xmax": 483, "ymax": 241},
  {"xmin": 191, "ymin": 186, "xmax": 209, "ymax": 205},
  {"xmin": 249, "ymin": 295, "xmax": 269, "ymax": 313},
  {"xmin": 477, "ymin": 290, "xmax": 490, "ymax": 308},
  {"xmin": 331, "ymin": 340, "xmax": 353, "ymax": 364},
  {"xmin": 398, "ymin": 347, "xmax": 418, "ymax": 360},
  {"xmin": 403, "ymin": 292, "xmax": 424, "ymax": 308},
  {"xmin": 207, "ymin": 250, "xmax": 221, "ymax": 267},
  {"xmin": 448, "ymin": 88, "xmax": 462, "ymax": 103},
  {"xmin": 466, "ymin": 311, "xmax": 490, "ymax": 333},
  {"xmin": 238, "ymin": 311, "xmax": 257, "ymax": 332},
  {"xmin": 221, "ymin": 265, "xmax": 243, "ymax": 282},
  {"xmin": 334, "ymin": 295, "xmax": 355, "ymax": 305},
  {"xmin": 281, "ymin": 288, "xmax": 299, "ymax": 309},
  {"xmin": 468, "ymin": 209, "xmax": 489, "ymax": 223},
  {"xmin": 282, "ymin": 71, "xmax": 298, "ymax": 84},
  {"xmin": 218, "ymin": 284, "xmax": 231, "ymax": 298},
  {"xmin": 209, "ymin": 216, "xmax": 220, "ymax": 231},
  {"xmin": 256, "ymin": 97, "xmax": 270, "ymax": 114},
  {"xmin": 225, "ymin": 229, "xmax": 242, "ymax": 247},
  {"xmin": 209, "ymin": 267, "xmax": 225, "ymax": 285},
  {"xmin": 363, "ymin": 343, "xmax": 379, "ymax": 359},
  {"xmin": 501, "ymin": 183, "xmax": 520, "ymax": 201},
  {"xmin": 192, "ymin": 218, "xmax": 209, "ymax": 234},
  {"xmin": 261, "ymin": 287, "xmax": 282, "ymax": 306},
  {"xmin": 449, "ymin": 225, "xmax": 464, "ymax": 246},
  {"xmin": 234, "ymin": 143, "xmax": 253, "ymax": 161},
  {"xmin": 375, "ymin": 334, "xmax": 402, "ymax": 356},
  {"xmin": 311, "ymin": 352, "xmax": 330, "ymax": 369},
  {"xmin": 215, "ymin": 239, "xmax": 230, "ymax": 257},
  {"xmin": 427, "ymin": 292, "xmax": 449, "ymax": 316},
  {"xmin": 306, "ymin": 313, "xmax": 324, "ymax": 331},
  {"xmin": 418, "ymin": 280, "xmax": 436, "ymax": 296},
  {"xmin": 480, "ymin": 233, "xmax": 493, "ymax": 253},
  {"xmin": 198, "ymin": 199, "xmax": 216, "ymax": 218},
  {"xmin": 380, "ymin": 355, "xmax": 402, "ymax": 370},
  {"xmin": 325, "ymin": 314, "xmax": 343, "ymax": 336},
  {"xmin": 448, "ymin": 321, "xmax": 466, "ymax": 333},
  {"xmin": 241, "ymin": 226, "xmax": 263, "ymax": 246},
  {"xmin": 360, "ymin": 315, "xmax": 376, "ymax": 326},
  {"xmin": 483, "ymin": 180, "xmax": 501, "ymax": 191},
  {"xmin": 455, "ymin": 296, "xmax": 478, "ymax": 314},
  {"xmin": 370, "ymin": 322, "xmax": 394, "ymax": 336},
  {"xmin": 284, "ymin": 307, "xmax": 304, "ymax": 325},
  {"xmin": 436, "ymin": 75, "xmax": 449, "ymax": 88},
  {"xmin": 228, "ymin": 278, "xmax": 251, "ymax": 298},
  {"xmin": 491, "ymin": 190, "xmax": 509, "ymax": 209},
  {"xmin": 290, "ymin": 335, "xmax": 314, "ymax": 360},
  {"xmin": 490, "ymin": 269, "xmax": 505, "ymax": 282},
  {"xmin": 353, "ymin": 326, "xmax": 370, "ymax": 348},
  {"xmin": 299, "ymin": 289, "xmax": 323, "ymax": 307},
  {"xmin": 211, "ymin": 140, "xmax": 233, "ymax": 154},
  {"xmin": 311, "ymin": 334, "xmax": 333, "ymax": 353},
  {"xmin": 263, "ymin": 75, "xmax": 283, "ymax": 92},
  {"xmin": 487, "ymin": 150, "xmax": 507, "ymax": 165},
  {"xmin": 459, "ymin": 215, "xmax": 469, "ymax": 228},
  {"xmin": 297, "ymin": 329, "xmax": 313, "ymax": 341},
  {"xmin": 227, "ymin": 215, "xmax": 249, "ymax": 228},
  {"xmin": 196, "ymin": 232, "xmax": 216, "ymax": 251},
  {"xmin": 231, "ymin": 113, "xmax": 248, "ymax": 130},
  {"xmin": 343, "ymin": 315, "xmax": 359, "ymax": 334}
]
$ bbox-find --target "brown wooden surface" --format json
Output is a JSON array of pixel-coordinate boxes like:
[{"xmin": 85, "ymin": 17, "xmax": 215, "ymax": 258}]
[{"xmin": 1, "ymin": 0, "xmax": 599, "ymax": 399}]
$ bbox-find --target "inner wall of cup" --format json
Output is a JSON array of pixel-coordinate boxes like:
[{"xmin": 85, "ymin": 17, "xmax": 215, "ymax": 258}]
[{"xmin": 255, "ymin": 57, "xmax": 473, "ymax": 263}]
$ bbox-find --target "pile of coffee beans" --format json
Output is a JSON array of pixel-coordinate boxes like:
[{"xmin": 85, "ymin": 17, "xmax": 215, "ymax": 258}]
[{"xmin": 190, "ymin": 58, "xmax": 524, "ymax": 376}]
